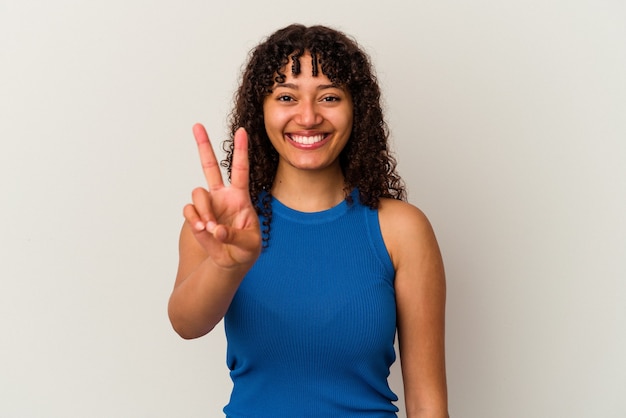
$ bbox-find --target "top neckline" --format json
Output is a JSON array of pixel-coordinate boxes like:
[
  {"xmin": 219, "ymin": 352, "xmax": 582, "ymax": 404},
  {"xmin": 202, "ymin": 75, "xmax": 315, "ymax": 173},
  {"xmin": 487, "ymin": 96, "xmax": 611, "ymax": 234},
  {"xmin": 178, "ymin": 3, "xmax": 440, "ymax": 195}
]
[{"xmin": 270, "ymin": 189, "xmax": 358, "ymax": 224}]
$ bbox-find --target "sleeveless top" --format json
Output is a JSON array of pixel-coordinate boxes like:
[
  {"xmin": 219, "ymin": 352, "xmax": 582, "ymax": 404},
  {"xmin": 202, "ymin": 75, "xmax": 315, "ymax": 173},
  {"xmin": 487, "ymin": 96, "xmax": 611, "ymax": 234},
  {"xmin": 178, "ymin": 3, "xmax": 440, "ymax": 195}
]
[{"xmin": 223, "ymin": 191, "xmax": 399, "ymax": 417}]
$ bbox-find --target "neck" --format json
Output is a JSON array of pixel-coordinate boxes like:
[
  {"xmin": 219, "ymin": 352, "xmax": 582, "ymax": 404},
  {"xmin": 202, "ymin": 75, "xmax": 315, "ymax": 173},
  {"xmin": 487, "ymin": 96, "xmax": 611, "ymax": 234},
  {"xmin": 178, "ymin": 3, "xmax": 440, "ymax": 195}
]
[{"xmin": 271, "ymin": 164, "xmax": 347, "ymax": 212}]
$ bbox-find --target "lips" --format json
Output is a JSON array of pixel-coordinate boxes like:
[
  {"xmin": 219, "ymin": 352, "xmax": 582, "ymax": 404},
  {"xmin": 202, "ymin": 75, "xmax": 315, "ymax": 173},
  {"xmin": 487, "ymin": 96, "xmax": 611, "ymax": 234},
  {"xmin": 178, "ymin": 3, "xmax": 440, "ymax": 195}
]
[{"xmin": 288, "ymin": 134, "xmax": 327, "ymax": 145}]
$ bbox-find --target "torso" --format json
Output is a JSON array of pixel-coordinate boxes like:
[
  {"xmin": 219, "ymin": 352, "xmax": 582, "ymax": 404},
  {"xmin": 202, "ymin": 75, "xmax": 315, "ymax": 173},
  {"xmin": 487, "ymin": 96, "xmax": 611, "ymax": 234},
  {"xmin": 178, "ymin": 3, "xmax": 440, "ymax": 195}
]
[{"xmin": 223, "ymin": 191, "xmax": 400, "ymax": 417}]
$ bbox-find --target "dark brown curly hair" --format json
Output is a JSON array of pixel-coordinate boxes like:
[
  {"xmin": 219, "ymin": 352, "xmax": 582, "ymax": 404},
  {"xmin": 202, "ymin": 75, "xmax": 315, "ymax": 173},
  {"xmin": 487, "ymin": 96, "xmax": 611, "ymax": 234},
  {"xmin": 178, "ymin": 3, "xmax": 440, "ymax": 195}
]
[{"xmin": 221, "ymin": 24, "xmax": 406, "ymax": 245}]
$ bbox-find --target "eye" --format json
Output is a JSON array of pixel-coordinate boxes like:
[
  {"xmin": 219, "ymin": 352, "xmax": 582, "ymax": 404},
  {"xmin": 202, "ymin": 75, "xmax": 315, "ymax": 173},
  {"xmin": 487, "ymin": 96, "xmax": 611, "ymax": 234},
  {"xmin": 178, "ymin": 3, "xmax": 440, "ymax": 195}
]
[
  {"xmin": 321, "ymin": 95, "xmax": 340, "ymax": 102},
  {"xmin": 277, "ymin": 95, "xmax": 294, "ymax": 102}
]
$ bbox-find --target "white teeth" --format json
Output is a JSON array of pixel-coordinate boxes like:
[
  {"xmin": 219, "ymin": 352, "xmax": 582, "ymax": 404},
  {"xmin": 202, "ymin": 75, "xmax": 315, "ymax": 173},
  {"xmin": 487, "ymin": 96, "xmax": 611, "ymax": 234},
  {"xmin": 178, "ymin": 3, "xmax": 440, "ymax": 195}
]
[{"xmin": 290, "ymin": 134, "xmax": 325, "ymax": 145}]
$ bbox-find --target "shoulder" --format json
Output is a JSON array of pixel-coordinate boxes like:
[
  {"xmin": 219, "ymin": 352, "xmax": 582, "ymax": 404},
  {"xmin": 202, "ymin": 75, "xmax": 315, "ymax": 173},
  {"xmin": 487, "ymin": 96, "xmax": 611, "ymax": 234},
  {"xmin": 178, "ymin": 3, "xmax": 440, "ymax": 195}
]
[
  {"xmin": 378, "ymin": 198, "xmax": 440, "ymax": 270},
  {"xmin": 378, "ymin": 198, "xmax": 430, "ymax": 227}
]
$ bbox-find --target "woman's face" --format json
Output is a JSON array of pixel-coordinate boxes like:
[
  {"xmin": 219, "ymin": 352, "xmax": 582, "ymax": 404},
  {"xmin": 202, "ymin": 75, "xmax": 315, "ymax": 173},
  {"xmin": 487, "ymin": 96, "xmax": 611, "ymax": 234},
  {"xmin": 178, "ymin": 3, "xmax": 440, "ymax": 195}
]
[{"xmin": 263, "ymin": 52, "xmax": 353, "ymax": 174}]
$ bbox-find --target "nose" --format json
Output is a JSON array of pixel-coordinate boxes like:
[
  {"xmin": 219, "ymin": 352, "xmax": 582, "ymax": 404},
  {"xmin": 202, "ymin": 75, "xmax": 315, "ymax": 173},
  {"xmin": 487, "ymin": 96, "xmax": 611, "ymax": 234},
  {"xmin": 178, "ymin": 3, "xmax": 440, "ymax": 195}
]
[{"xmin": 296, "ymin": 100, "xmax": 323, "ymax": 127}]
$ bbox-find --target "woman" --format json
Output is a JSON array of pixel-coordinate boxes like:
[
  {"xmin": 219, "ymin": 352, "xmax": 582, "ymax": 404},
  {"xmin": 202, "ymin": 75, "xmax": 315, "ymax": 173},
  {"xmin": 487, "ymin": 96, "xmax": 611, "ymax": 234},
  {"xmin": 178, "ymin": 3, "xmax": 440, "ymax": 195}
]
[{"xmin": 168, "ymin": 24, "xmax": 448, "ymax": 418}]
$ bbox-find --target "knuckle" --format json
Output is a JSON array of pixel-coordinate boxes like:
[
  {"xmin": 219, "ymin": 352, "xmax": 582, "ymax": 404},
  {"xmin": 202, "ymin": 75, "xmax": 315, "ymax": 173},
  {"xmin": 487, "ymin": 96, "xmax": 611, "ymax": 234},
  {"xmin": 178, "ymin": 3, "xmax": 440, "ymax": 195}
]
[{"xmin": 201, "ymin": 159, "xmax": 218, "ymax": 169}]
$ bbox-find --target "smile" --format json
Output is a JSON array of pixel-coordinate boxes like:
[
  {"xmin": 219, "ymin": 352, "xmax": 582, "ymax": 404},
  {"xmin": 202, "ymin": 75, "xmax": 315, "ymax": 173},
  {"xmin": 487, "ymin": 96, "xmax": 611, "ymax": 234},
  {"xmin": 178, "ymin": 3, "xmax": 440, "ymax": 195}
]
[{"xmin": 288, "ymin": 134, "xmax": 327, "ymax": 145}]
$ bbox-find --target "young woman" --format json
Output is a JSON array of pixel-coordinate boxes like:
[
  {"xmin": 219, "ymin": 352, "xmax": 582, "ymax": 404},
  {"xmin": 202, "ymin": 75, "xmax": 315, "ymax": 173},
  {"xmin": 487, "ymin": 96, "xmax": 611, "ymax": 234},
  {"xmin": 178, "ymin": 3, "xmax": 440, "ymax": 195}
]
[{"xmin": 168, "ymin": 24, "xmax": 448, "ymax": 418}]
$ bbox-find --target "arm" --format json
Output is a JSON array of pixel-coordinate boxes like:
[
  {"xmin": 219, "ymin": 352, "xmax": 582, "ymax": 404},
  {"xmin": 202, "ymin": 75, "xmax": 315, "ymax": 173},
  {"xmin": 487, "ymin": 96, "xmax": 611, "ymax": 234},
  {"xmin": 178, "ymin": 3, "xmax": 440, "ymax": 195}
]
[
  {"xmin": 168, "ymin": 124, "xmax": 262, "ymax": 339},
  {"xmin": 379, "ymin": 199, "xmax": 449, "ymax": 418}
]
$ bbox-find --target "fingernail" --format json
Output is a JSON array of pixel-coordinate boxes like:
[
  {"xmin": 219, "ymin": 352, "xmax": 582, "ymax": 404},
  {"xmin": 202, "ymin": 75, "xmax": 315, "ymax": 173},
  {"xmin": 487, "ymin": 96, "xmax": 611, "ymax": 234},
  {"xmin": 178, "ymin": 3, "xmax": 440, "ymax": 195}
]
[
  {"xmin": 206, "ymin": 221, "xmax": 217, "ymax": 233},
  {"xmin": 195, "ymin": 221, "xmax": 205, "ymax": 231}
]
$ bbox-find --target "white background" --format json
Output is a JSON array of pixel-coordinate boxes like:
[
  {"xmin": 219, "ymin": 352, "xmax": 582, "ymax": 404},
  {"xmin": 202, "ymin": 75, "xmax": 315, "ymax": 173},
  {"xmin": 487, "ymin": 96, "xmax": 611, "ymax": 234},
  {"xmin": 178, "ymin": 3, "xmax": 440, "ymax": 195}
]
[{"xmin": 1, "ymin": 0, "xmax": 625, "ymax": 417}]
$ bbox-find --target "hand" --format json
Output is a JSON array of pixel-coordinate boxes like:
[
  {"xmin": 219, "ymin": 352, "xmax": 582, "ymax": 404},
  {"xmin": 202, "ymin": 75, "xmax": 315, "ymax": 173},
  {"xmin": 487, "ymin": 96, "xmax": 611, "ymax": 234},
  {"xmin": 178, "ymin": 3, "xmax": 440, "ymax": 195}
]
[{"xmin": 183, "ymin": 124, "xmax": 262, "ymax": 269}]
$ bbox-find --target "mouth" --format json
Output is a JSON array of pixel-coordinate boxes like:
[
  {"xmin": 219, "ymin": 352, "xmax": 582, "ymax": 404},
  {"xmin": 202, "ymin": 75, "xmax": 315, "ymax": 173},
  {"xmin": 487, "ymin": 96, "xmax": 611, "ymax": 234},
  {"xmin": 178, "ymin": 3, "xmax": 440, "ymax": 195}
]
[{"xmin": 287, "ymin": 133, "xmax": 328, "ymax": 146}]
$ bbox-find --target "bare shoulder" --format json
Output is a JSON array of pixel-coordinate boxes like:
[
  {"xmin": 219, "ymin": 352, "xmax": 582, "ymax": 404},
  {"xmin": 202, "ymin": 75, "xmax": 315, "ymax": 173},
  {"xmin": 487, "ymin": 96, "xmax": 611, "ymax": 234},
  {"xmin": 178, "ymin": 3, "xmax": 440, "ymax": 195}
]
[
  {"xmin": 378, "ymin": 198, "xmax": 441, "ymax": 270},
  {"xmin": 378, "ymin": 198, "xmax": 432, "ymax": 231}
]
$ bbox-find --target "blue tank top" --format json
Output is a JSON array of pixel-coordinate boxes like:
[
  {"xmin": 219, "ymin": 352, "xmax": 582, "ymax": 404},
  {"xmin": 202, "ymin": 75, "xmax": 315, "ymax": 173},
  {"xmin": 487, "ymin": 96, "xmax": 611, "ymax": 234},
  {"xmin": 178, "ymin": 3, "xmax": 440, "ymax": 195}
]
[{"xmin": 223, "ymin": 191, "xmax": 398, "ymax": 417}]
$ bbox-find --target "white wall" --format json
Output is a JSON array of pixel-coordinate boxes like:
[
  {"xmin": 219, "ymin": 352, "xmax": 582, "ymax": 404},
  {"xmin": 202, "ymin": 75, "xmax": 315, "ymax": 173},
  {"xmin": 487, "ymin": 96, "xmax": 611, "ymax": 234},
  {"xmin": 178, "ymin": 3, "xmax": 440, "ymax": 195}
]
[{"xmin": 1, "ymin": 0, "xmax": 624, "ymax": 417}]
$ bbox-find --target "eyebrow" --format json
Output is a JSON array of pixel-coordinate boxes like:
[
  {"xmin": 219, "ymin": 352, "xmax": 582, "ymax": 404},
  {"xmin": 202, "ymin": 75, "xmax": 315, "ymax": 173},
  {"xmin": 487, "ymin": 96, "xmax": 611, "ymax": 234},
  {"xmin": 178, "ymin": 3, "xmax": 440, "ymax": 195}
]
[{"xmin": 274, "ymin": 82, "xmax": 340, "ymax": 91}]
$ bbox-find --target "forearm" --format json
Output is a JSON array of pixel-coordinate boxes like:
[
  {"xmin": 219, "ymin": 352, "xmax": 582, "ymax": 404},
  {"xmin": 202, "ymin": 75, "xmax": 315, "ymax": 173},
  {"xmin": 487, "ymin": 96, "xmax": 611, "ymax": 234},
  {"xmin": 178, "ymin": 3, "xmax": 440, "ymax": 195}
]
[
  {"xmin": 406, "ymin": 406, "xmax": 449, "ymax": 418},
  {"xmin": 404, "ymin": 378, "xmax": 449, "ymax": 418},
  {"xmin": 168, "ymin": 256, "xmax": 248, "ymax": 339}
]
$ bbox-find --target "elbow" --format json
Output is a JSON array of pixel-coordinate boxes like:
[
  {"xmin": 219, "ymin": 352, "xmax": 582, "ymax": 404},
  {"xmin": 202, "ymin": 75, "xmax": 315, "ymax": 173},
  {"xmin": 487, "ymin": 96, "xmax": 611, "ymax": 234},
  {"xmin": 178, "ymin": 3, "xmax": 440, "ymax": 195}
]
[
  {"xmin": 167, "ymin": 295, "xmax": 221, "ymax": 340},
  {"xmin": 169, "ymin": 316, "xmax": 214, "ymax": 340},
  {"xmin": 167, "ymin": 302, "xmax": 210, "ymax": 340},
  {"xmin": 169, "ymin": 320, "xmax": 199, "ymax": 340},
  {"xmin": 172, "ymin": 327, "xmax": 204, "ymax": 340},
  {"xmin": 168, "ymin": 302, "xmax": 214, "ymax": 340}
]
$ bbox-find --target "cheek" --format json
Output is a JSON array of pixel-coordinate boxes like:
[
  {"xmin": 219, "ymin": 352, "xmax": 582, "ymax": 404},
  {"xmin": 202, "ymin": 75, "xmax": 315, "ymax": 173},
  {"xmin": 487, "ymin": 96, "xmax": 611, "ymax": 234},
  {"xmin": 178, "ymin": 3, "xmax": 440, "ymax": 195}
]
[
  {"xmin": 263, "ymin": 105, "xmax": 288, "ymax": 132},
  {"xmin": 336, "ymin": 107, "xmax": 354, "ymax": 133}
]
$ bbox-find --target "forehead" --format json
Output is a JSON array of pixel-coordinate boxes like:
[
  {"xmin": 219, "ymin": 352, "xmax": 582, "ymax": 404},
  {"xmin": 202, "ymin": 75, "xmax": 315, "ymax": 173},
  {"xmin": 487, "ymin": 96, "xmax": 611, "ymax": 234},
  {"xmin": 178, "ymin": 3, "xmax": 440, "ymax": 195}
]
[{"xmin": 275, "ymin": 51, "xmax": 333, "ymax": 84}]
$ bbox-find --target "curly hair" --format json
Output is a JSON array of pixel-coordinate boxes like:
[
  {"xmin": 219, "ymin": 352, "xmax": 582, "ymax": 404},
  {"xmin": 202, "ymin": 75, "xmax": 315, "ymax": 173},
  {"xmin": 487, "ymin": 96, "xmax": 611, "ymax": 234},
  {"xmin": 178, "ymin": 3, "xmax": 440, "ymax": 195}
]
[{"xmin": 221, "ymin": 24, "xmax": 406, "ymax": 245}]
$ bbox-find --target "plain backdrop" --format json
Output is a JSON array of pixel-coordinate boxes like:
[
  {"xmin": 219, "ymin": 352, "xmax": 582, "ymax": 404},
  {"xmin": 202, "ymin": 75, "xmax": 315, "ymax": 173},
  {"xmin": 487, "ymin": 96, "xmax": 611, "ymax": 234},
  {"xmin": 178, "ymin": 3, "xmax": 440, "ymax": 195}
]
[{"xmin": 1, "ymin": 0, "xmax": 625, "ymax": 417}]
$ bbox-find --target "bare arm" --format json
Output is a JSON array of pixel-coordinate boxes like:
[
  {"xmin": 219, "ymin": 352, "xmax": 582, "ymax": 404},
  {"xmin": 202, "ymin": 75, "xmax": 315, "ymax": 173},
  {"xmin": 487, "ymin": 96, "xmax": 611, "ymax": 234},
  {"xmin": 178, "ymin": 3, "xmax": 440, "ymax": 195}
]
[
  {"xmin": 168, "ymin": 124, "xmax": 262, "ymax": 339},
  {"xmin": 379, "ymin": 199, "xmax": 448, "ymax": 418}
]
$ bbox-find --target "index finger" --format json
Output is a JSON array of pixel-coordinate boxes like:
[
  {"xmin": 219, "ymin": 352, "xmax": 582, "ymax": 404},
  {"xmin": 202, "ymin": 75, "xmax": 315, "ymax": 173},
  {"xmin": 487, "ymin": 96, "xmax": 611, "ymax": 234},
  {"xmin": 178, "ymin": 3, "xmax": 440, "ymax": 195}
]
[
  {"xmin": 193, "ymin": 123, "xmax": 224, "ymax": 190},
  {"xmin": 230, "ymin": 127, "xmax": 250, "ymax": 190}
]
